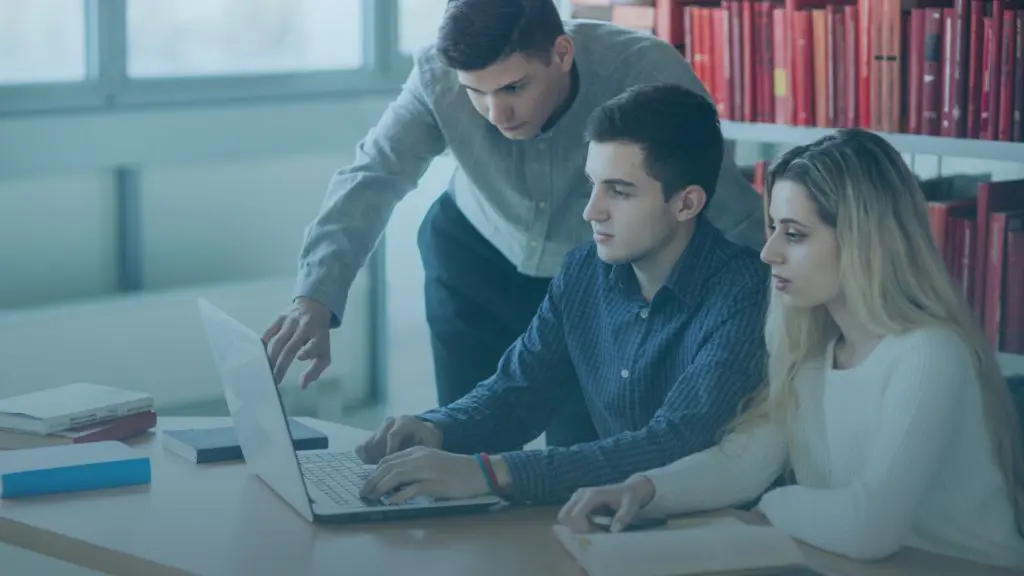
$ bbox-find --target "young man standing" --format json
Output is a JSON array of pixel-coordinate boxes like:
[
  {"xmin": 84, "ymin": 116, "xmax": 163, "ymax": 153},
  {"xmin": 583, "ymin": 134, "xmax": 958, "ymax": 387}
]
[
  {"xmin": 263, "ymin": 0, "xmax": 764, "ymax": 449},
  {"xmin": 355, "ymin": 83, "xmax": 770, "ymax": 506}
]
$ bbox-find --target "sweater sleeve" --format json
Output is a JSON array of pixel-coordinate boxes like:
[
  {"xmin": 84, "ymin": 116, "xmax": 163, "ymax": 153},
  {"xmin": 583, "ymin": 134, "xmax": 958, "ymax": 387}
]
[
  {"xmin": 757, "ymin": 328, "xmax": 973, "ymax": 560},
  {"xmin": 638, "ymin": 418, "xmax": 789, "ymax": 518}
]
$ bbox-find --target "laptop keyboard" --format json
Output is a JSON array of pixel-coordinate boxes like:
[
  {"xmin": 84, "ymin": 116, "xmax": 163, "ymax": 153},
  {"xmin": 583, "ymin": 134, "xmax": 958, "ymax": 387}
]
[{"xmin": 298, "ymin": 451, "xmax": 376, "ymax": 507}]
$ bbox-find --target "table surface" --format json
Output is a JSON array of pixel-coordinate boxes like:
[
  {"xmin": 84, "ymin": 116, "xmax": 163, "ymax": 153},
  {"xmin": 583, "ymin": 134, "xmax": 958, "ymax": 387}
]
[{"xmin": 0, "ymin": 417, "xmax": 1019, "ymax": 576}]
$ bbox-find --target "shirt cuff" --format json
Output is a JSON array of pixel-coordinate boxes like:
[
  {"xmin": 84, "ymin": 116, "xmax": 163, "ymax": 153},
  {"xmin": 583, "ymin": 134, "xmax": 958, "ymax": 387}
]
[
  {"xmin": 415, "ymin": 409, "xmax": 475, "ymax": 455},
  {"xmin": 495, "ymin": 450, "xmax": 549, "ymax": 504},
  {"xmin": 292, "ymin": 263, "xmax": 350, "ymax": 329}
]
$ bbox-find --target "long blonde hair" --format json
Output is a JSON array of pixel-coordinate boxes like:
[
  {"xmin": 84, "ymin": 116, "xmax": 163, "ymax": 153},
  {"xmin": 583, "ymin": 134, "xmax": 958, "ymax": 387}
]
[{"xmin": 730, "ymin": 128, "xmax": 1024, "ymax": 537}]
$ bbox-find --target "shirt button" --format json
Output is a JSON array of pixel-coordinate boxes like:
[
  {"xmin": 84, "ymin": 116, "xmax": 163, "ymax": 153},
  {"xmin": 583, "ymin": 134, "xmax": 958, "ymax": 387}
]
[
  {"xmin": 639, "ymin": 309, "xmax": 649, "ymax": 319},
  {"xmin": 621, "ymin": 369, "xmax": 630, "ymax": 378},
  {"xmin": 538, "ymin": 142, "xmax": 547, "ymax": 150},
  {"xmin": 529, "ymin": 240, "xmax": 538, "ymax": 247},
  {"xmin": 539, "ymin": 201, "xmax": 547, "ymax": 209}
]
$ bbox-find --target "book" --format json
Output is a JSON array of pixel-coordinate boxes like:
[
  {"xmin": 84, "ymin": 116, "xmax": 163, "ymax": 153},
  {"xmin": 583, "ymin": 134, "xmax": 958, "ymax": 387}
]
[
  {"xmin": 0, "ymin": 440, "xmax": 151, "ymax": 499},
  {"xmin": 0, "ymin": 410, "xmax": 157, "ymax": 450},
  {"xmin": 0, "ymin": 382, "xmax": 154, "ymax": 435},
  {"xmin": 551, "ymin": 515, "xmax": 810, "ymax": 576},
  {"xmin": 162, "ymin": 418, "xmax": 328, "ymax": 463}
]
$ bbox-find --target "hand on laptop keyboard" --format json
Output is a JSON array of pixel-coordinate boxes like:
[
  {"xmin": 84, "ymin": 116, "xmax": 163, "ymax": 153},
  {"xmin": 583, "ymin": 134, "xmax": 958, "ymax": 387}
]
[
  {"xmin": 360, "ymin": 446, "xmax": 492, "ymax": 504},
  {"xmin": 355, "ymin": 415, "xmax": 443, "ymax": 465}
]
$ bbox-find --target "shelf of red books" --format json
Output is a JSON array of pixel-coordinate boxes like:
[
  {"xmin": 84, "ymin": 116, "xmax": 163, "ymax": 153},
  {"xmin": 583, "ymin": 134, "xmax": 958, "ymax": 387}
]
[
  {"xmin": 721, "ymin": 120, "xmax": 1024, "ymax": 162},
  {"xmin": 655, "ymin": 0, "xmax": 1024, "ymax": 143}
]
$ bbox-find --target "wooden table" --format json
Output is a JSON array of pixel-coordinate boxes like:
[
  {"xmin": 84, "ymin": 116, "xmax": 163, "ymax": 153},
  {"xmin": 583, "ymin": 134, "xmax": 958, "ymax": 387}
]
[{"xmin": 0, "ymin": 417, "xmax": 1018, "ymax": 576}]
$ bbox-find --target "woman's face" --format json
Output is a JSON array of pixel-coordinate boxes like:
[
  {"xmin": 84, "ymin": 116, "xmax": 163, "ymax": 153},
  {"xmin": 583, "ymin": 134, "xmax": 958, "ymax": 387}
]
[{"xmin": 760, "ymin": 179, "xmax": 841, "ymax": 308}]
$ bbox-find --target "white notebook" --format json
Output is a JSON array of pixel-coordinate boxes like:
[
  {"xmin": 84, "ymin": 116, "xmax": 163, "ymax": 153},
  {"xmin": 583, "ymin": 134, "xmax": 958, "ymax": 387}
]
[{"xmin": 552, "ymin": 516, "xmax": 810, "ymax": 576}]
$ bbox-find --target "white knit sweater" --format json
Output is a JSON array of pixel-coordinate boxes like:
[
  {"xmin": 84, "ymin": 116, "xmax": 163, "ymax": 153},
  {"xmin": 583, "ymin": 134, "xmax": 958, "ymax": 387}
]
[{"xmin": 639, "ymin": 327, "xmax": 1024, "ymax": 568}]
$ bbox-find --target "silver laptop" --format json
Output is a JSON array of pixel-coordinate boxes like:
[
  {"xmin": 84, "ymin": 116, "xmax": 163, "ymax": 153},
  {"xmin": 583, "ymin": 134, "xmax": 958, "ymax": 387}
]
[{"xmin": 196, "ymin": 298, "xmax": 505, "ymax": 523}]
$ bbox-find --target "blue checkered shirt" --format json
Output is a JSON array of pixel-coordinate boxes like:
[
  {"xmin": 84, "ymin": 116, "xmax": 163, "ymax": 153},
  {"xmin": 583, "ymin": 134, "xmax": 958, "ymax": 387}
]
[{"xmin": 418, "ymin": 217, "xmax": 770, "ymax": 504}]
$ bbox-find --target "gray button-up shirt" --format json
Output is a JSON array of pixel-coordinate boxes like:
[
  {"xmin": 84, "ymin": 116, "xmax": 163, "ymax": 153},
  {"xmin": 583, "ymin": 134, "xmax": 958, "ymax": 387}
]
[{"xmin": 294, "ymin": 19, "xmax": 765, "ymax": 321}]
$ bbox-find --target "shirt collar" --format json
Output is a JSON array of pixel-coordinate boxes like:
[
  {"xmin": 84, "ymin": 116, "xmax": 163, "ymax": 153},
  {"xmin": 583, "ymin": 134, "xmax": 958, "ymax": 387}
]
[{"xmin": 608, "ymin": 216, "xmax": 722, "ymax": 306}]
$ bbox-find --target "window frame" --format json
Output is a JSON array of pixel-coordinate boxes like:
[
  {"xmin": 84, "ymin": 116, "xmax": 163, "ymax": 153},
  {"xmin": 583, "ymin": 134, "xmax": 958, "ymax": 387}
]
[{"xmin": 0, "ymin": 0, "xmax": 414, "ymax": 117}]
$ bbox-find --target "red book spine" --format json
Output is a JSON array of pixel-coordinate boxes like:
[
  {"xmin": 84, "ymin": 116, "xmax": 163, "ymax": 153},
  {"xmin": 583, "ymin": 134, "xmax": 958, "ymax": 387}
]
[
  {"xmin": 980, "ymin": 16, "xmax": 994, "ymax": 138},
  {"xmin": 728, "ymin": 0, "xmax": 744, "ymax": 121},
  {"xmin": 922, "ymin": 8, "xmax": 944, "ymax": 135},
  {"xmin": 985, "ymin": 2, "xmax": 1004, "ymax": 140},
  {"xmin": 1015, "ymin": 10, "xmax": 1023, "ymax": 142},
  {"xmin": 886, "ymin": 0, "xmax": 904, "ymax": 133},
  {"xmin": 859, "ymin": 0, "xmax": 873, "ymax": 128},
  {"xmin": 683, "ymin": 5, "xmax": 694, "ymax": 63},
  {"xmin": 941, "ymin": 8, "xmax": 957, "ymax": 136},
  {"xmin": 908, "ymin": 9, "xmax": 926, "ymax": 134},
  {"xmin": 844, "ymin": 5, "xmax": 859, "ymax": 128},
  {"xmin": 793, "ymin": 10, "xmax": 814, "ymax": 126},
  {"xmin": 774, "ymin": 6, "xmax": 793, "ymax": 124},
  {"xmin": 948, "ymin": 0, "xmax": 970, "ymax": 137},
  {"xmin": 760, "ymin": 1, "xmax": 776, "ymax": 122},
  {"xmin": 742, "ymin": 0, "xmax": 756, "ymax": 122},
  {"xmin": 834, "ymin": 6, "xmax": 847, "ymax": 127},
  {"xmin": 967, "ymin": 0, "xmax": 984, "ymax": 138},
  {"xmin": 655, "ymin": 0, "xmax": 685, "ymax": 47},
  {"xmin": 984, "ymin": 212, "xmax": 1010, "ymax": 349},
  {"xmin": 694, "ymin": 8, "xmax": 708, "ymax": 90},
  {"xmin": 962, "ymin": 218, "xmax": 976, "ymax": 304},
  {"xmin": 813, "ymin": 9, "xmax": 829, "ymax": 127},
  {"xmin": 716, "ymin": 7, "xmax": 733, "ymax": 119},
  {"xmin": 826, "ymin": 6, "xmax": 839, "ymax": 127},
  {"xmin": 946, "ymin": 216, "xmax": 962, "ymax": 284},
  {"xmin": 997, "ymin": 10, "xmax": 1016, "ymax": 141},
  {"xmin": 1004, "ymin": 227, "xmax": 1024, "ymax": 353}
]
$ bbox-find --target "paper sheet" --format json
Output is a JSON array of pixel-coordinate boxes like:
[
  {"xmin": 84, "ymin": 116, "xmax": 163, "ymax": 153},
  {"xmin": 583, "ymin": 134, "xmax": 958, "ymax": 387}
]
[{"xmin": 553, "ymin": 515, "xmax": 806, "ymax": 576}]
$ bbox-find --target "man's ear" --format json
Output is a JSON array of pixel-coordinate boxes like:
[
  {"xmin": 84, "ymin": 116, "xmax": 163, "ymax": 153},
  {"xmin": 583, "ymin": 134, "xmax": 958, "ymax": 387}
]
[
  {"xmin": 672, "ymin": 185, "xmax": 707, "ymax": 222},
  {"xmin": 552, "ymin": 35, "xmax": 574, "ymax": 72}
]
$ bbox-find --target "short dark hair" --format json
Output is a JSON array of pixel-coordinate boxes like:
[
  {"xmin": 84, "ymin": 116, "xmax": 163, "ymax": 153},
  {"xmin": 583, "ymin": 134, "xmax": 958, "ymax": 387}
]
[
  {"xmin": 584, "ymin": 83, "xmax": 723, "ymax": 203},
  {"xmin": 436, "ymin": 0, "xmax": 566, "ymax": 71}
]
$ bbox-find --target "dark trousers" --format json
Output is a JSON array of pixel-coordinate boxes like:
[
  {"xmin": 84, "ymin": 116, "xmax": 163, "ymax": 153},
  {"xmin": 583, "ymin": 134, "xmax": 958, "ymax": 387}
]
[{"xmin": 417, "ymin": 192, "xmax": 598, "ymax": 451}]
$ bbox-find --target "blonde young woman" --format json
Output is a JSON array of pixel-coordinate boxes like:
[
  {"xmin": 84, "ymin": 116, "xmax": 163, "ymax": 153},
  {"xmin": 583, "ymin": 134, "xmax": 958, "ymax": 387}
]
[{"xmin": 557, "ymin": 128, "xmax": 1024, "ymax": 568}]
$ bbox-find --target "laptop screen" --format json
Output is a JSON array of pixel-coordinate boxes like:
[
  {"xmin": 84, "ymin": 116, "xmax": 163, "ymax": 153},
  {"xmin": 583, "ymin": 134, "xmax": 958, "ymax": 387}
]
[{"xmin": 197, "ymin": 298, "xmax": 316, "ymax": 522}]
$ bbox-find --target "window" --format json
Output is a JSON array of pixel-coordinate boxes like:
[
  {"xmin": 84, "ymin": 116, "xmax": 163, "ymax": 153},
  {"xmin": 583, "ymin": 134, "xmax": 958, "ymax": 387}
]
[
  {"xmin": 398, "ymin": 0, "xmax": 448, "ymax": 57},
  {"xmin": 0, "ymin": 0, "xmax": 87, "ymax": 84},
  {"xmin": 126, "ymin": 0, "xmax": 363, "ymax": 78}
]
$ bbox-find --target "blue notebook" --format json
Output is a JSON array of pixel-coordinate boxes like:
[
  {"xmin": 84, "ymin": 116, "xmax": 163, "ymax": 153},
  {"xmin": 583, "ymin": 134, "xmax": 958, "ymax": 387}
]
[
  {"xmin": 0, "ymin": 440, "xmax": 151, "ymax": 499},
  {"xmin": 162, "ymin": 418, "xmax": 328, "ymax": 463}
]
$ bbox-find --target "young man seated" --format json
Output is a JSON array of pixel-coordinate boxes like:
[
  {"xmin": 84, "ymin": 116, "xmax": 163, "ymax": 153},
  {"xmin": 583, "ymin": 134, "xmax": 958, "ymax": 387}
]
[{"xmin": 357, "ymin": 83, "xmax": 770, "ymax": 506}]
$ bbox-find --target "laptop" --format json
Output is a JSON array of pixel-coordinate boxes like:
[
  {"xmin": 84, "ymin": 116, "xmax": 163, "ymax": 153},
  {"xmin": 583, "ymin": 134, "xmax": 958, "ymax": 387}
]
[{"xmin": 196, "ymin": 298, "xmax": 505, "ymax": 523}]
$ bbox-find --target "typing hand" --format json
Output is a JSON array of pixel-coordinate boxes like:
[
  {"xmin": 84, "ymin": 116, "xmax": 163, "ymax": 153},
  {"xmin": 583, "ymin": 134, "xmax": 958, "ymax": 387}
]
[
  {"xmin": 263, "ymin": 296, "xmax": 334, "ymax": 389},
  {"xmin": 359, "ymin": 447, "xmax": 490, "ymax": 503},
  {"xmin": 355, "ymin": 415, "xmax": 443, "ymax": 465},
  {"xmin": 558, "ymin": 475, "xmax": 656, "ymax": 534}
]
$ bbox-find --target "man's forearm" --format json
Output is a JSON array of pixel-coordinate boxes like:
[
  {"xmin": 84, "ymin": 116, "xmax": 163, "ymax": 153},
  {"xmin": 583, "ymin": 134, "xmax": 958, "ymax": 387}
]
[{"xmin": 417, "ymin": 383, "xmax": 534, "ymax": 455}]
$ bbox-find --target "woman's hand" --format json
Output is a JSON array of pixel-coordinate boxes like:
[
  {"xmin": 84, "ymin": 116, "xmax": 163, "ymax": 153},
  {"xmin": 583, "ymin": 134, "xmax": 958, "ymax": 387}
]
[{"xmin": 557, "ymin": 475, "xmax": 656, "ymax": 533}]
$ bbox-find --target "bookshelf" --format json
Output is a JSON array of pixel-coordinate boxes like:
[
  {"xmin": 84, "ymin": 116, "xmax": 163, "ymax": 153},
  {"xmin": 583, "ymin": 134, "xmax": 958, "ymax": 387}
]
[
  {"xmin": 721, "ymin": 121, "xmax": 1024, "ymax": 163},
  {"xmin": 568, "ymin": 0, "xmax": 1024, "ymax": 377}
]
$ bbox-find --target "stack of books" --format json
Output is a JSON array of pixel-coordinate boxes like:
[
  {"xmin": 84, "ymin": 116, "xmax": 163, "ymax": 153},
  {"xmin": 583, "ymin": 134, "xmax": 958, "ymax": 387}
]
[{"xmin": 0, "ymin": 382, "xmax": 156, "ymax": 450}]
